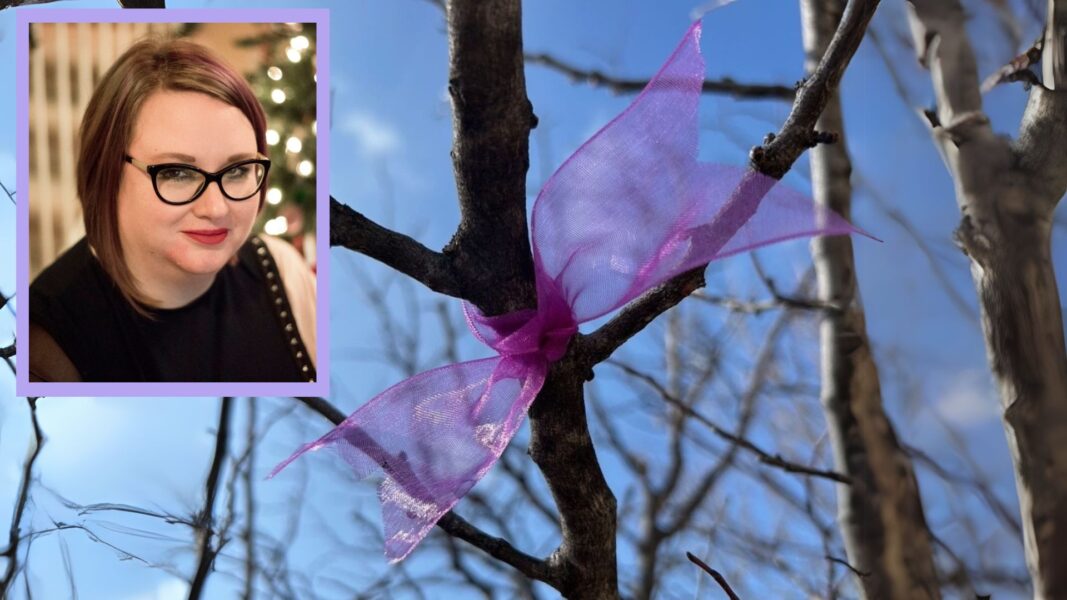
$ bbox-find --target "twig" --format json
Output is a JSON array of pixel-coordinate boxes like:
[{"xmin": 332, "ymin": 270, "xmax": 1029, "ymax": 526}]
[
  {"xmin": 686, "ymin": 552, "xmax": 741, "ymax": 600},
  {"xmin": 330, "ymin": 197, "xmax": 463, "ymax": 299},
  {"xmin": 0, "ymin": 0, "xmax": 67, "ymax": 10},
  {"xmin": 0, "ymin": 398, "xmax": 44, "ymax": 597},
  {"xmin": 0, "ymin": 178, "xmax": 14, "ymax": 206},
  {"xmin": 436, "ymin": 513, "xmax": 561, "ymax": 588},
  {"xmin": 188, "ymin": 398, "xmax": 233, "ymax": 600},
  {"xmin": 289, "ymin": 395, "xmax": 559, "ymax": 585},
  {"xmin": 826, "ymin": 554, "xmax": 871, "ymax": 578},
  {"xmin": 242, "ymin": 399, "xmax": 257, "ymax": 600},
  {"xmin": 577, "ymin": 0, "xmax": 881, "ymax": 369},
  {"xmin": 608, "ymin": 360, "xmax": 851, "ymax": 485},
  {"xmin": 525, "ymin": 52, "xmax": 795, "ymax": 100}
]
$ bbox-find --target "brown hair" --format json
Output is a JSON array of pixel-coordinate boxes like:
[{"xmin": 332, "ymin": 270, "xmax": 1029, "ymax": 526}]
[{"xmin": 77, "ymin": 36, "xmax": 268, "ymax": 313}]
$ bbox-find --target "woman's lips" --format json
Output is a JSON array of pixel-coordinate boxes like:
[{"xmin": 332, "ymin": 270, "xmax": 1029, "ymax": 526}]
[{"xmin": 183, "ymin": 229, "xmax": 229, "ymax": 245}]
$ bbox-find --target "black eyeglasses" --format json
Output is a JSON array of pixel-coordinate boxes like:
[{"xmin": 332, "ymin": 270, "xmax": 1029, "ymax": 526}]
[{"xmin": 124, "ymin": 154, "xmax": 271, "ymax": 206}]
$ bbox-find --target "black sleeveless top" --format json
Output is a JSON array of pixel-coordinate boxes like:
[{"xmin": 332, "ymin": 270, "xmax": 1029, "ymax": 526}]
[{"xmin": 29, "ymin": 236, "xmax": 316, "ymax": 382}]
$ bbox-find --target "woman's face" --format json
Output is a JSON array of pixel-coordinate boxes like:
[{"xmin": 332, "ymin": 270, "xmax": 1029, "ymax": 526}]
[{"xmin": 118, "ymin": 89, "xmax": 260, "ymax": 283}]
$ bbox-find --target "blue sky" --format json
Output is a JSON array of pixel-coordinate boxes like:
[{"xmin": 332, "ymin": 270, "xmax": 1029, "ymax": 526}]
[{"xmin": 1, "ymin": 0, "xmax": 1060, "ymax": 598}]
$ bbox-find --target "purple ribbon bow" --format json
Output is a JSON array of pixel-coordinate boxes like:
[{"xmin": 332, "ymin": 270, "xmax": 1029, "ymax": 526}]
[{"xmin": 271, "ymin": 21, "xmax": 861, "ymax": 562}]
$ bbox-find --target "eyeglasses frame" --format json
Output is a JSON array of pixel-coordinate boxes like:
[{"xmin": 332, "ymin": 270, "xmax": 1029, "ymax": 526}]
[{"xmin": 124, "ymin": 153, "xmax": 272, "ymax": 206}]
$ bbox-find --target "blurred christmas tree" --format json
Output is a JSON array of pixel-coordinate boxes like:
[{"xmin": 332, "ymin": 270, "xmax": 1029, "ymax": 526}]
[{"xmin": 236, "ymin": 23, "xmax": 317, "ymax": 259}]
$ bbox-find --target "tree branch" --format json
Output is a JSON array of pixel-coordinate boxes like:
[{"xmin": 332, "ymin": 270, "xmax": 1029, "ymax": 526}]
[
  {"xmin": 804, "ymin": 0, "xmax": 941, "ymax": 596},
  {"xmin": 525, "ymin": 52, "xmax": 795, "ymax": 100},
  {"xmin": 686, "ymin": 552, "xmax": 741, "ymax": 600},
  {"xmin": 753, "ymin": 0, "xmax": 882, "ymax": 178},
  {"xmin": 0, "ymin": 399, "xmax": 43, "ymax": 597},
  {"xmin": 575, "ymin": 267, "xmax": 705, "ymax": 372},
  {"xmin": 330, "ymin": 197, "xmax": 463, "ymax": 298},
  {"xmin": 576, "ymin": 0, "xmax": 881, "ymax": 368},
  {"xmin": 292, "ymin": 396, "xmax": 560, "ymax": 585},
  {"xmin": 188, "ymin": 398, "xmax": 233, "ymax": 600},
  {"xmin": 908, "ymin": 1, "xmax": 1067, "ymax": 596},
  {"xmin": 444, "ymin": 0, "xmax": 537, "ymax": 315},
  {"xmin": 436, "ymin": 512, "xmax": 561, "ymax": 588},
  {"xmin": 610, "ymin": 359, "xmax": 851, "ymax": 485}
]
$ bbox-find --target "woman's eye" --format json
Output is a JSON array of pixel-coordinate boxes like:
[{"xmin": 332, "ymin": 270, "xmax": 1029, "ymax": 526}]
[
  {"xmin": 158, "ymin": 167, "xmax": 195, "ymax": 182},
  {"xmin": 224, "ymin": 165, "xmax": 251, "ymax": 180}
]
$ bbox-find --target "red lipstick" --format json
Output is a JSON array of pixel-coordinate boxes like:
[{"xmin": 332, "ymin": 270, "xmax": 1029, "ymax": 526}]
[{"xmin": 183, "ymin": 229, "xmax": 229, "ymax": 245}]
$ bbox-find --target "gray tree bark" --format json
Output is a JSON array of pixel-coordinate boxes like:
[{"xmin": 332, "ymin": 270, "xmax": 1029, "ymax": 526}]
[
  {"xmin": 801, "ymin": 2, "xmax": 943, "ymax": 598},
  {"xmin": 907, "ymin": 1, "xmax": 1067, "ymax": 598}
]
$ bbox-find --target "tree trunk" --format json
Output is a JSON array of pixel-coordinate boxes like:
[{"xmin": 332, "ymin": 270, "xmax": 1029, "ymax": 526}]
[
  {"xmin": 907, "ymin": 1, "xmax": 1067, "ymax": 597},
  {"xmin": 801, "ymin": 1, "xmax": 942, "ymax": 598}
]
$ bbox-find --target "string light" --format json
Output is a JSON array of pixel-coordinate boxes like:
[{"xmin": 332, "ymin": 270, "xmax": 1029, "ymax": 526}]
[
  {"xmin": 298, "ymin": 160, "xmax": 314, "ymax": 176},
  {"xmin": 286, "ymin": 47, "xmax": 301, "ymax": 63},
  {"xmin": 290, "ymin": 35, "xmax": 309, "ymax": 50},
  {"xmin": 264, "ymin": 215, "xmax": 288, "ymax": 235},
  {"xmin": 271, "ymin": 89, "xmax": 286, "ymax": 104},
  {"xmin": 311, "ymin": 120, "xmax": 316, "ymax": 135},
  {"xmin": 286, "ymin": 137, "xmax": 302, "ymax": 153},
  {"xmin": 267, "ymin": 66, "xmax": 282, "ymax": 81},
  {"xmin": 266, "ymin": 187, "xmax": 283, "ymax": 205},
  {"xmin": 265, "ymin": 129, "xmax": 280, "ymax": 145}
]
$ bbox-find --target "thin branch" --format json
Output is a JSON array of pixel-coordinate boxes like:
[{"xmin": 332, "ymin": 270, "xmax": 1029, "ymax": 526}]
[
  {"xmin": 0, "ymin": 179, "xmax": 14, "ymax": 206},
  {"xmin": 577, "ymin": 0, "xmax": 881, "ymax": 368},
  {"xmin": 0, "ymin": 0, "xmax": 67, "ymax": 9},
  {"xmin": 188, "ymin": 398, "xmax": 233, "ymax": 600},
  {"xmin": 330, "ymin": 197, "xmax": 463, "ymax": 299},
  {"xmin": 686, "ymin": 552, "xmax": 741, "ymax": 600},
  {"xmin": 610, "ymin": 360, "xmax": 849, "ymax": 485},
  {"xmin": 826, "ymin": 554, "xmax": 871, "ymax": 578},
  {"xmin": 905, "ymin": 443, "xmax": 1021, "ymax": 535},
  {"xmin": 242, "ymin": 399, "xmax": 257, "ymax": 600},
  {"xmin": 290, "ymin": 395, "xmax": 559, "ymax": 585},
  {"xmin": 575, "ymin": 267, "xmax": 705, "ymax": 371},
  {"xmin": 754, "ymin": 0, "xmax": 882, "ymax": 177},
  {"xmin": 0, "ymin": 398, "xmax": 43, "ymax": 597},
  {"xmin": 525, "ymin": 52, "xmax": 795, "ymax": 100},
  {"xmin": 436, "ymin": 513, "xmax": 560, "ymax": 588}
]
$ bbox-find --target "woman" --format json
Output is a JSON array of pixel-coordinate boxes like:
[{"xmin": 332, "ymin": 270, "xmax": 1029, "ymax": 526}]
[{"xmin": 29, "ymin": 37, "xmax": 316, "ymax": 383}]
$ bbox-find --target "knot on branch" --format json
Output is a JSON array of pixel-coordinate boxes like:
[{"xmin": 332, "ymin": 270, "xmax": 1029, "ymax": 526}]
[{"xmin": 807, "ymin": 130, "xmax": 839, "ymax": 146}]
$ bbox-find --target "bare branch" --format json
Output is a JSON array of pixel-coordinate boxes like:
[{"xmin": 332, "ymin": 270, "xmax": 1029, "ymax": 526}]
[
  {"xmin": 290, "ymin": 396, "xmax": 560, "ymax": 587},
  {"xmin": 525, "ymin": 52, "xmax": 795, "ymax": 100},
  {"xmin": 242, "ymin": 399, "xmax": 257, "ymax": 600},
  {"xmin": 753, "ymin": 0, "xmax": 882, "ymax": 178},
  {"xmin": 188, "ymin": 398, "xmax": 233, "ymax": 600},
  {"xmin": 436, "ymin": 513, "xmax": 560, "ymax": 588},
  {"xmin": 576, "ymin": 267, "xmax": 705, "ymax": 372},
  {"xmin": 330, "ymin": 197, "xmax": 463, "ymax": 299},
  {"xmin": 610, "ymin": 360, "xmax": 851, "ymax": 485},
  {"xmin": 576, "ymin": 0, "xmax": 881, "ymax": 368},
  {"xmin": 686, "ymin": 552, "xmax": 741, "ymax": 600},
  {"xmin": 0, "ymin": 399, "xmax": 43, "ymax": 597}
]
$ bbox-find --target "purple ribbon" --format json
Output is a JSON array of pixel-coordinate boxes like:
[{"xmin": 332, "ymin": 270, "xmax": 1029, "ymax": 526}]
[{"xmin": 270, "ymin": 21, "xmax": 862, "ymax": 562}]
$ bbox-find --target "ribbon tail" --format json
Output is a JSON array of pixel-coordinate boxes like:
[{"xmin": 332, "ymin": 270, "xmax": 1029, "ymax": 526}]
[{"xmin": 269, "ymin": 355, "xmax": 548, "ymax": 563}]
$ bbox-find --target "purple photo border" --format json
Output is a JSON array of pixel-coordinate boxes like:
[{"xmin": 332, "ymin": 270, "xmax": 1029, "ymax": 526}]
[{"xmin": 15, "ymin": 8, "xmax": 331, "ymax": 398}]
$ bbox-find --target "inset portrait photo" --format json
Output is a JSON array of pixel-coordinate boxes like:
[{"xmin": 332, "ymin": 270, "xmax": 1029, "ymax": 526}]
[{"xmin": 16, "ymin": 9, "xmax": 330, "ymax": 397}]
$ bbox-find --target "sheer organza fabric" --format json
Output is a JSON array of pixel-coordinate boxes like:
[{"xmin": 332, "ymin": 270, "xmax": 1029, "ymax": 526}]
[{"xmin": 270, "ymin": 21, "xmax": 861, "ymax": 562}]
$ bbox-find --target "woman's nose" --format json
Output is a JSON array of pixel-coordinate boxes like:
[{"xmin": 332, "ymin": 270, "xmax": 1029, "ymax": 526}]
[{"xmin": 191, "ymin": 181, "xmax": 230, "ymax": 219}]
